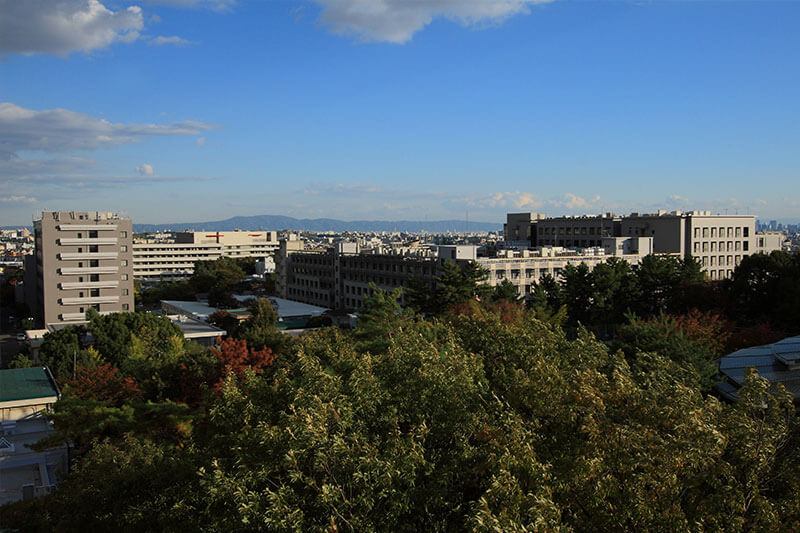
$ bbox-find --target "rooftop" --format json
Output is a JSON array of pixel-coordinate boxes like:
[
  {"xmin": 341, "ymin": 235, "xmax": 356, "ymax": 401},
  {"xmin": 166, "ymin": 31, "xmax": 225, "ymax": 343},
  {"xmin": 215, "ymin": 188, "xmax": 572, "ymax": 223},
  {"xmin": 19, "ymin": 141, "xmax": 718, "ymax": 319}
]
[
  {"xmin": 0, "ymin": 367, "xmax": 59, "ymax": 404},
  {"xmin": 717, "ymin": 335, "xmax": 800, "ymax": 401}
]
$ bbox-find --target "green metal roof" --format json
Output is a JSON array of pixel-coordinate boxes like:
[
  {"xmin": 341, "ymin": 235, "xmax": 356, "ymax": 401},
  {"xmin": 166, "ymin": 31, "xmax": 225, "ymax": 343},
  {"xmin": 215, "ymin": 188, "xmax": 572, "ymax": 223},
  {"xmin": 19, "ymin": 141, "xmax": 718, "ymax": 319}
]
[{"xmin": 0, "ymin": 367, "xmax": 59, "ymax": 403}]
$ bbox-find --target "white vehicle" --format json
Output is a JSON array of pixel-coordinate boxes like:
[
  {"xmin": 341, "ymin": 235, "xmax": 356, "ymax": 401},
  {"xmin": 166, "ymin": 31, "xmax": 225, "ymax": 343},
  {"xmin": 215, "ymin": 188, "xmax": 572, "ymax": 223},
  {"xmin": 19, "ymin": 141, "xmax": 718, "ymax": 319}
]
[{"xmin": 16, "ymin": 333, "xmax": 27, "ymax": 342}]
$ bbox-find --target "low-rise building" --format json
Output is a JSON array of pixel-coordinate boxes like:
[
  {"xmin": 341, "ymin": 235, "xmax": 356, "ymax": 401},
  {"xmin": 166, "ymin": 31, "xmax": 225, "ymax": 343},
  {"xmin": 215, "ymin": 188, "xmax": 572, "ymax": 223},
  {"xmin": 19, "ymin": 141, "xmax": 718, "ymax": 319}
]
[{"xmin": 0, "ymin": 367, "xmax": 68, "ymax": 505}]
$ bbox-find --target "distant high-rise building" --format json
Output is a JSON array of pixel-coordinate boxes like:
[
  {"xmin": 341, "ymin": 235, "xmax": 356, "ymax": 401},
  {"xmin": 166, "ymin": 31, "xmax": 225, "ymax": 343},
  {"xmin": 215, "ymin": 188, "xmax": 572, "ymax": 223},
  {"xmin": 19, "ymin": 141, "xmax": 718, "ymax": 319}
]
[{"xmin": 27, "ymin": 211, "xmax": 134, "ymax": 328}]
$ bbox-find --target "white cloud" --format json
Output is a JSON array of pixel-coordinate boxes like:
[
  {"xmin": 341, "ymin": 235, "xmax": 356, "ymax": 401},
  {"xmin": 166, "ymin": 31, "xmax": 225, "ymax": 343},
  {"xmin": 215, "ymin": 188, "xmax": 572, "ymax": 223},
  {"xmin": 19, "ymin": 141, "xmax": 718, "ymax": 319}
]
[
  {"xmin": 0, "ymin": 0, "xmax": 145, "ymax": 56},
  {"xmin": 548, "ymin": 193, "xmax": 601, "ymax": 210},
  {"xmin": 0, "ymin": 195, "xmax": 37, "ymax": 203},
  {"xmin": 136, "ymin": 163, "xmax": 155, "ymax": 176},
  {"xmin": 0, "ymin": 102, "xmax": 216, "ymax": 158},
  {"xmin": 149, "ymin": 35, "xmax": 196, "ymax": 46},
  {"xmin": 463, "ymin": 191, "xmax": 542, "ymax": 210},
  {"xmin": 312, "ymin": 0, "xmax": 554, "ymax": 43}
]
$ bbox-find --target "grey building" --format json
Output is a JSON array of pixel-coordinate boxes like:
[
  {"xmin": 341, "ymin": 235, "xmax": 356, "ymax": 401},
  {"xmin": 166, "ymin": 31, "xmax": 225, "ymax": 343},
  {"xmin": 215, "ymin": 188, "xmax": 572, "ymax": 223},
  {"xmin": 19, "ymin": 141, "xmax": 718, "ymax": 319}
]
[
  {"xmin": 277, "ymin": 241, "xmax": 442, "ymax": 311},
  {"xmin": 529, "ymin": 214, "xmax": 622, "ymax": 248},
  {"xmin": 28, "ymin": 211, "xmax": 134, "ymax": 328}
]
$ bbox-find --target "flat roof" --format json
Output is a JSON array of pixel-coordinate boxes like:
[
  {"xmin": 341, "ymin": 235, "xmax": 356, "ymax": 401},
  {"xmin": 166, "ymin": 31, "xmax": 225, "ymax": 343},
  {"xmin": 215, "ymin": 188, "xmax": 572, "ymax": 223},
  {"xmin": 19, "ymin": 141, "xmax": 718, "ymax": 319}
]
[
  {"xmin": 163, "ymin": 297, "xmax": 329, "ymax": 322},
  {"xmin": 166, "ymin": 315, "xmax": 226, "ymax": 338},
  {"xmin": 269, "ymin": 297, "xmax": 328, "ymax": 318},
  {"xmin": 0, "ymin": 367, "xmax": 59, "ymax": 403},
  {"xmin": 161, "ymin": 300, "xmax": 218, "ymax": 319}
]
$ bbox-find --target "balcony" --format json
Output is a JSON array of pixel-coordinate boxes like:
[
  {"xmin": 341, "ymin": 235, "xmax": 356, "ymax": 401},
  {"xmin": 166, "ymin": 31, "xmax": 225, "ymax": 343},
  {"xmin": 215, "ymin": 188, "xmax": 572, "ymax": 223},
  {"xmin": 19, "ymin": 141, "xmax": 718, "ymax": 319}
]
[
  {"xmin": 61, "ymin": 311, "xmax": 115, "ymax": 321},
  {"xmin": 57, "ymin": 224, "xmax": 118, "ymax": 231},
  {"xmin": 58, "ymin": 238, "xmax": 118, "ymax": 245},
  {"xmin": 60, "ymin": 295, "xmax": 120, "ymax": 305},
  {"xmin": 58, "ymin": 252, "xmax": 118, "ymax": 261},
  {"xmin": 59, "ymin": 281, "xmax": 120, "ymax": 290},
  {"xmin": 59, "ymin": 266, "xmax": 119, "ymax": 275},
  {"xmin": 61, "ymin": 312, "xmax": 88, "ymax": 321}
]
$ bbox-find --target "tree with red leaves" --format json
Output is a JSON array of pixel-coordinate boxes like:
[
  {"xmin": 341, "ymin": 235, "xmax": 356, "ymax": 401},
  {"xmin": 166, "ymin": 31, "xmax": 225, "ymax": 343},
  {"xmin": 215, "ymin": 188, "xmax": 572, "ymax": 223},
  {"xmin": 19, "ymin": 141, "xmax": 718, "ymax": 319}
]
[
  {"xmin": 210, "ymin": 336, "xmax": 275, "ymax": 387},
  {"xmin": 61, "ymin": 362, "xmax": 142, "ymax": 407}
]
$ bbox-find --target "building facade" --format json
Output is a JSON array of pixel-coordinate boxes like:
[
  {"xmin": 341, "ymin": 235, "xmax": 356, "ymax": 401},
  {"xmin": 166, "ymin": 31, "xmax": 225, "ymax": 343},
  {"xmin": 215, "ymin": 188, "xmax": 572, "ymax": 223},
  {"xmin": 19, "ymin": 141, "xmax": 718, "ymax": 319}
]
[
  {"xmin": 132, "ymin": 230, "xmax": 279, "ymax": 282},
  {"xmin": 278, "ymin": 240, "xmax": 651, "ymax": 311},
  {"xmin": 507, "ymin": 210, "xmax": 782, "ymax": 280},
  {"xmin": 28, "ymin": 211, "xmax": 134, "ymax": 328}
]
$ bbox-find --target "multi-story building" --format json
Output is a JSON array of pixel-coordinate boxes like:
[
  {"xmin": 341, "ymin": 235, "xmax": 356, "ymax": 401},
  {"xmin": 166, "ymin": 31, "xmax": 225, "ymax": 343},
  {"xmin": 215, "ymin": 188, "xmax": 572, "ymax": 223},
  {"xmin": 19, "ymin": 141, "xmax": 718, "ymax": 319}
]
[
  {"xmin": 278, "ymin": 241, "xmax": 442, "ymax": 310},
  {"xmin": 620, "ymin": 210, "xmax": 778, "ymax": 280},
  {"xmin": 477, "ymin": 237, "xmax": 652, "ymax": 297},
  {"xmin": 132, "ymin": 230, "xmax": 279, "ymax": 282},
  {"xmin": 527, "ymin": 213, "xmax": 622, "ymax": 248},
  {"xmin": 27, "ymin": 211, "xmax": 134, "ymax": 328},
  {"xmin": 277, "ymin": 239, "xmax": 652, "ymax": 311},
  {"xmin": 506, "ymin": 210, "xmax": 782, "ymax": 280},
  {"xmin": 504, "ymin": 212, "xmax": 546, "ymax": 245}
]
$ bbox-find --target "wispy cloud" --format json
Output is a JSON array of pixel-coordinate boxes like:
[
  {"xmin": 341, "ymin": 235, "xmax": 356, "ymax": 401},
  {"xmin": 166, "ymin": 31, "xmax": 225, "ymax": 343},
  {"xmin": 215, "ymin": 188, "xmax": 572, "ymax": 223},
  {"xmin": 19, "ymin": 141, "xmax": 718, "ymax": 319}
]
[
  {"xmin": 0, "ymin": 195, "xmax": 37, "ymax": 204},
  {"xmin": 0, "ymin": 102, "xmax": 216, "ymax": 187},
  {"xmin": 0, "ymin": 102, "xmax": 215, "ymax": 157},
  {"xmin": 146, "ymin": 0, "xmax": 236, "ymax": 12},
  {"xmin": 149, "ymin": 35, "xmax": 197, "ymax": 46},
  {"xmin": 311, "ymin": 0, "xmax": 554, "ymax": 44}
]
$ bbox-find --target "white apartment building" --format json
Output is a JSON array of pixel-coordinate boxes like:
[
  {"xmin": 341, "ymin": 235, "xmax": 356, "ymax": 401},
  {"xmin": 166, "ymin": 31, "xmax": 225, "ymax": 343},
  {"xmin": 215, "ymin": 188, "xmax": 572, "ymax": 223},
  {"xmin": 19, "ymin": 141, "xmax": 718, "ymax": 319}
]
[{"xmin": 133, "ymin": 230, "xmax": 279, "ymax": 281}]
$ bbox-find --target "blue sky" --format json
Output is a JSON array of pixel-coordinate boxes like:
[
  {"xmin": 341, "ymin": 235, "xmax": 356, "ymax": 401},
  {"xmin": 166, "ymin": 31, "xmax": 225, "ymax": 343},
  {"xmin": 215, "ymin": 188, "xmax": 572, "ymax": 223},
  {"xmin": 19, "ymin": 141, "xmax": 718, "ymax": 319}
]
[{"xmin": 1, "ymin": 0, "xmax": 799, "ymax": 226}]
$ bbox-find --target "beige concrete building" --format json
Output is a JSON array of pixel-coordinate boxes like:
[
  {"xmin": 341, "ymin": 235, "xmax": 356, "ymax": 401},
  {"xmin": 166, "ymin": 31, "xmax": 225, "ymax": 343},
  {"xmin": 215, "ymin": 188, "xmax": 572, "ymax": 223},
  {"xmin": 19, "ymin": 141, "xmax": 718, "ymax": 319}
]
[
  {"xmin": 621, "ymin": 210, "xmax": 779, "ymax": 280},
  {"xmin": 477, "ymin": 240, "xmax": 653, "ymax": 297},
  {"xmin": 29, "ymin": 211, "xmax": 134, "ymax": 328},
  {"xmin": 506, "ymin": 210, "xmax": 782, "ymax": 281},
  {"xmin": 132, "ymin": 230, "xmax": 279, "ymax": 281}
]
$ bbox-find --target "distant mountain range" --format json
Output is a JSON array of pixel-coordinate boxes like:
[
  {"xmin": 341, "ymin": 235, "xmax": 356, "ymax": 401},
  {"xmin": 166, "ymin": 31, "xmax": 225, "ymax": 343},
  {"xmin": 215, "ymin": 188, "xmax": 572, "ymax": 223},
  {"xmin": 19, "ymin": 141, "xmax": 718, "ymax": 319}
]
[{"xmin": 132, "ymin": 214, "xmax": 502, "ymax": 234}]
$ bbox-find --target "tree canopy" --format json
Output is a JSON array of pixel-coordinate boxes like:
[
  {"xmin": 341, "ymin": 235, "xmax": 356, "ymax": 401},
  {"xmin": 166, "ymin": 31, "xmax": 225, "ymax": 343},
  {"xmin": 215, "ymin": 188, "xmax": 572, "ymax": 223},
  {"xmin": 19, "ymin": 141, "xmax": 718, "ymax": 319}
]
[{"xmin": 5, "ymin": 295, "xmax": 800, "ymax": 531}]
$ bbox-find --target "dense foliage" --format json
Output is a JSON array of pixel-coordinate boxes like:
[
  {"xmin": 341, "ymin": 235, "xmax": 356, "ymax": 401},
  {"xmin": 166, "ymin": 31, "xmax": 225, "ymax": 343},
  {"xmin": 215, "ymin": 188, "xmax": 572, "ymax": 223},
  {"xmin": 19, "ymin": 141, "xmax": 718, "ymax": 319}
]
[{"xmin": 4, "ymin": 286, "xmax": 800, "ymax": 531}]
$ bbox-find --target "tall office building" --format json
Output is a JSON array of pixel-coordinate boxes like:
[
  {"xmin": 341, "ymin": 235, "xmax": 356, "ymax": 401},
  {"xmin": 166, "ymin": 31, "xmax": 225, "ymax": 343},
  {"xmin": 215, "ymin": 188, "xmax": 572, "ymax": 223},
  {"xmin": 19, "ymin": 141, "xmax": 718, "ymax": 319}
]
[{"xmin": 28, "ymin": 211, "xmax": 134, "ymax": 328}]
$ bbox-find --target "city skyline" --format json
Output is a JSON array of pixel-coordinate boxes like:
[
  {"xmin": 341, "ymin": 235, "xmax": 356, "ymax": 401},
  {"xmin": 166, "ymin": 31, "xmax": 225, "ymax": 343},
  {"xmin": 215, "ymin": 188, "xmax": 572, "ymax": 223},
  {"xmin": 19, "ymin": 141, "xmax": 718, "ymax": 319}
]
[{"xmin": 1, "ymin": 0, "xmax": 799, "ymax": 226}]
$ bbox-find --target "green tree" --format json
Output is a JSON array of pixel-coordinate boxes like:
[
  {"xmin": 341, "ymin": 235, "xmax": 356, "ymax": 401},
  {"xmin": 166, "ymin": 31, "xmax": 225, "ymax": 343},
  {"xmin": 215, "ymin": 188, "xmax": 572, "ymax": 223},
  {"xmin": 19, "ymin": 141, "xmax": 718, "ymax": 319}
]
[
  {"xmin": 560, "ymin": 263, "xmax": 594, "ymax": 326},
  {"xmin": 492, "ymin": 278, "xmax": 519, "ymax": 302},
  {"xmin": 237, "ymin": 297, "xmax": 286, "ymax": 353}
]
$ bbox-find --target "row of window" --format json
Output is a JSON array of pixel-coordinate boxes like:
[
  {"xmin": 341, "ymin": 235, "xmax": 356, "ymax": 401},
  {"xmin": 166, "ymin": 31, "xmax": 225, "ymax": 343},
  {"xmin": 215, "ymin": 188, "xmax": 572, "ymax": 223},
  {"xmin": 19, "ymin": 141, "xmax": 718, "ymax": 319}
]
[
  {"xmin": 694, "ymin": 241, "xmax": 748, "ymax": 253},
  {"xmin": 695, "ymin": 227, "xmax": 749, "ymax": 238},
  {"xmin": 538, "ymin": 226, "xmax": 610, "ymax": 235},
  {"xmin": 701, "ymin": 256, "xmax": 741, "ymax": 267}
]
